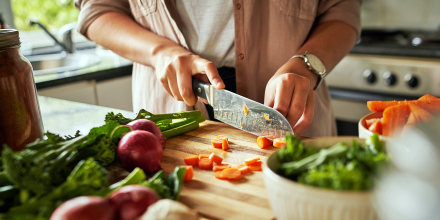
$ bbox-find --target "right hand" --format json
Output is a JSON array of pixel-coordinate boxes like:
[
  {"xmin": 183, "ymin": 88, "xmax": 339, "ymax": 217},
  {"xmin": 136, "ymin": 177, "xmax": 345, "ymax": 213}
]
[{"xmin": 154, "ymin": 46, "xmax": 225, "ymax": 106}]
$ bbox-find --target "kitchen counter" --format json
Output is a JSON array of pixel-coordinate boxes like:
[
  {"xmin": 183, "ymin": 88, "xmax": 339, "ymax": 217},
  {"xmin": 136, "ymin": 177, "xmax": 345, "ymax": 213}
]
[{"xmin": 39, "ymin": 96, "xmax": 276, "ymax": 220}]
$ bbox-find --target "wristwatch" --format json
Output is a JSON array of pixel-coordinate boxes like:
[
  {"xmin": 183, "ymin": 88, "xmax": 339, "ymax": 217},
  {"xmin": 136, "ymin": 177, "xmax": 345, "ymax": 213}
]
[{"xmin": 290, "ymin": 52, "xmax": 327, "ymax": 90}]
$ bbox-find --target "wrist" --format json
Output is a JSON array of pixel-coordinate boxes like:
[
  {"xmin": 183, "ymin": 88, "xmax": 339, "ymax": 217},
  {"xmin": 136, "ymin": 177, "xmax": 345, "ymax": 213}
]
[
  {"xmin": 283, "ymin": 57, "xmax": 319, "ymax": 89},
  {"xmin": 289, "ymin": 52, "xmax": 327, "ymax": 90}
]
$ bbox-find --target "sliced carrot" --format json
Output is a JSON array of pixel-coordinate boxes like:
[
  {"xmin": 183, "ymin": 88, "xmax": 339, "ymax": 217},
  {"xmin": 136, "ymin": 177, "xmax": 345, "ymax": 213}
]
[
  {"xmin": 214, "ymin": 171, "xmax": 226, "ymax": 180},
  {"xmin": 368, "ymin": 119, "xmax": 383, "ymax": 135},
  {"xmin": 412, "ymin": 98, "xmax": 440, "ymax": 114},
  {"xmin": 211, "ymin": 138, "xmax": 223, "ymax": 149},
  {"xmin": 365, "ymin": 118, "xmax": 381, "ymax": 128},
  {"xmin": 198, "ymin": 157, "xmax": 213, "ymax": 170},
  {"xmin": 243, "ymin": 105, "xmax": 249, "ymax": 116},
  {"xmin": 273, "ymin": 138, "xmax": 286, "ymax": 148},
  {"xmin": 198, "ymin": 154, "xmax": 210, "ymax": 160},
  {"xmin": 382, "ymin": 103, "xmax": 411, "ymax": 136},
  {"xmin": 248, "ymin": 164, "xmax": 262, "ymax": 171},
  {"xmin": 244, "ymin": 156, "xmax": 261, "ymax": 166},
  {"xmin": 257, "ymin": 136, "xmax": 273, "ymax": 149},
  {"xmin": 235, "ymin": 164, "xmax": 251, "ymax": 174},
  {"xmin": 408, "ymin": 103, "xmax": 432, "ymax": 122},
  {"xmin": 209, "ymin": 153, "xmax": 223, "ymax": 164},
  {"xmin": 221, "ymin": 168, "xmax": 242, "ymax": 180},
  {"xmin": 183, "ymin": 155, "xmax": 199, "ymax": 166},
  {"xmin": 213, "ymin": 164, "xmax": 231, "ymax": 172},
  {"xmin": 182, "ymin": 165, "xmax": 194, "ymax": 182},
  {"xmin": 221, "ymin": 138, "xmax": 229, "ymax": 151},
  {"xmin": 367, "ymin": 100, "xmax": 401, "ymax": 112},
  {"xmin": 418, "ymin": 94, "xmax": 440, "ymax": 101}
]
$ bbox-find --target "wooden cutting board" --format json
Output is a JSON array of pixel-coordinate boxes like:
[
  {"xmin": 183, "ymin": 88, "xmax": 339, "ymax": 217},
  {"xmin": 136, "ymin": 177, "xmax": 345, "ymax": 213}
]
[{"xmin": 160, "ymin": 120, "xmax": 277, "ymax": 220}]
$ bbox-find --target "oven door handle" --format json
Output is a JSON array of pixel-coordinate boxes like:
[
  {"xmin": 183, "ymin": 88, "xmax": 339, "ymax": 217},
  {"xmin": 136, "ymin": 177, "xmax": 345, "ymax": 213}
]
[{"xmin": 329, "ymin": 87, "xmax": 420, "ymax": 102}]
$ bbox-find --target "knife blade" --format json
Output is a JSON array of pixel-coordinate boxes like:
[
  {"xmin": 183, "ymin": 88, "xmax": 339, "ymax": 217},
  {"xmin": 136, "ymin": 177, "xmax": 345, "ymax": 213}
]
[{"xmin": 192, "ymin": 78, "xmax": 293, "ymax": 138}]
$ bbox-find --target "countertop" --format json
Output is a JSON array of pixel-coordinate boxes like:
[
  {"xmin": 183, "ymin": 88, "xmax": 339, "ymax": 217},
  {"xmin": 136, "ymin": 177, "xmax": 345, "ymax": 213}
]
[
  {"xmin": 33, "ymin": 48, "xmax": 133, "ymax": 90},
  {"xmin": 39, "ymin": 96, "xmax": 276, "ymax": 220}
]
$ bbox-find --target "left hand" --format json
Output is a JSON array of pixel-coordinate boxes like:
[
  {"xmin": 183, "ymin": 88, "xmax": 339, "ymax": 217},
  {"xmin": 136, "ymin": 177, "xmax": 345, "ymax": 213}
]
[{"xmin": 264, "ymin": 59, "xmax": 318, "ymax": 136}]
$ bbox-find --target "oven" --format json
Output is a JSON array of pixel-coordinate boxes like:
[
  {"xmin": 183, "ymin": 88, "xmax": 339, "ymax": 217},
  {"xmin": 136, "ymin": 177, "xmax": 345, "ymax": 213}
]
[{"xmin": 326, "ymin": 29, "xmax": 440, "ymax": 136}]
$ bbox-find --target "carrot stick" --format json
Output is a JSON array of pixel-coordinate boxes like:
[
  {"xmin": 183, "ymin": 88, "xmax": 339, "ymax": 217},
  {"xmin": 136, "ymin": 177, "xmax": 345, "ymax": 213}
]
[
  {"xmin": 368, "ymin": 119, "xmax": 383, "ymax": 135},
  {"xmin": 209, "ymin": 153, "xmax": 223, "ymax": 164},
  {"xmin": 198, "ymin": 157, "xmax": 213, "ymax": 170},
  {"xmin": 257, "ymin": 136, "xmax": 273, "ymax": 149},
  {"xmin": 198, "ymin": 154, "xmax": 210, "ymax": 160},
  {"xmin": 367, "ymin": 100, "xmax": 401, "ymax": 112},
  {"xmin": 221, "ymin": 168, "xmax": 242, "ymax": 180},
  {"xmin": 244, "ymin": 156, "xmax": 261, "ymax": 166},
  {"xmin": 235, "ymin": 164, "xmax": 251, "ymax": 174},
  {"xmin": 273, "ymin": 138, "xmax": 286, "ymax": 148},
  {"xmin": 221, "ymin": 138, "xmax": 229, "ymax": 151},
  {"xmin": 183, "ymin": 155, "xmax": 199, "ymax": 166},
  {"xmin": 382, "ymin": 103, "xmax": 411, "ymax": 136},
  {"xmin": 248, "ymin": 164, "xmax": 262, "ymax": 171},
  {"xmin": 211, "ymin": 138, "xmax": 222, "ymax": 149},
  {"xmin": 182, "ymin": 165, "xmax": 194, "ymax": 182},
  {"xmin": 213, "ymin": 164, "xmax": 231, "ymax": 172}
]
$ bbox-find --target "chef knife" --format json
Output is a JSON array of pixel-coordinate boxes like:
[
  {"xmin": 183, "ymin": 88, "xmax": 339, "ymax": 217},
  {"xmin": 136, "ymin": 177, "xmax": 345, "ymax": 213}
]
[{"xmin": 192, "ymin": 78, "xmax": 293, "ymax": 138}]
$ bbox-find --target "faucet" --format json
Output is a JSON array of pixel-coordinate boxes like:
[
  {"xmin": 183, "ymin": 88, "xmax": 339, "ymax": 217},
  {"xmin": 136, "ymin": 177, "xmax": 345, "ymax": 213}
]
[{"xmin": 28, "ymin": 20, "xmax": 75, "ymax": 53}]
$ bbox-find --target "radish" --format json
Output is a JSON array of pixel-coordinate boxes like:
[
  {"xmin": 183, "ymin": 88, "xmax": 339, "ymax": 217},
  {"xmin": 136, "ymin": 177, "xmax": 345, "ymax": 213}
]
[
  {"xmin": 127, "ymin": 119, "xmax": 166, "ymax": 149},
  {"xmin": 109, "ymin": 185, "xmax": 159, "ymax": 220},
  {"xmin": 50, "ymin": 196, "xmax": 114, "ymax": 220},
  {"xmin": 118, "ymin": 130, "xmax": 163, "ymax": 174}
]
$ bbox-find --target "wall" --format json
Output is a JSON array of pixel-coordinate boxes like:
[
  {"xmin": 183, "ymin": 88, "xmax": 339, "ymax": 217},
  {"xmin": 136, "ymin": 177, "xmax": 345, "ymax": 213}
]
[{"xmin": 362, "ymin": 0, "xmax": 440, "ymax": 30}]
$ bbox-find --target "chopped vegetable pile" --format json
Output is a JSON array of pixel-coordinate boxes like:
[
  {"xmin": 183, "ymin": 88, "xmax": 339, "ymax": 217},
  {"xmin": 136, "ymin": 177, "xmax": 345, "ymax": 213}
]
[
  {"xmin": 276, "ymin": 134, "xmax": 389, "ymax": 191},
  {"xmin": 0, "ymin": 109, "xmax": 204, "ymax": 219}
]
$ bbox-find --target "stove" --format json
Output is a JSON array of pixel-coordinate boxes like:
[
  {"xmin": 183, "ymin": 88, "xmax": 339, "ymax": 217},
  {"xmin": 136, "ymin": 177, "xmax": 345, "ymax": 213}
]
[{"xmin": 326, "ymin": 29, "xmax": 440, "ymax": 135}]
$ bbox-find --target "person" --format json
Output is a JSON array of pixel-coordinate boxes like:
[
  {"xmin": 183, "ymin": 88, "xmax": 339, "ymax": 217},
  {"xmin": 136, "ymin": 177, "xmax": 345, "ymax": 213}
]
[{"xmin": 75, "ymin": 0, "xmax": 360, "ymax": 137}]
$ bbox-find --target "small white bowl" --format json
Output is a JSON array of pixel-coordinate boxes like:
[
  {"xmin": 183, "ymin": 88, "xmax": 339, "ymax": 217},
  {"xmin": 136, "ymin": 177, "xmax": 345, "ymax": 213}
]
[
  {"xmin": 262, "ymin": 137, "xmax": 377, "ymax": 220},
  {"xmin": 358, "ymin": 112, "xmax": 384, "ymax": 140}
]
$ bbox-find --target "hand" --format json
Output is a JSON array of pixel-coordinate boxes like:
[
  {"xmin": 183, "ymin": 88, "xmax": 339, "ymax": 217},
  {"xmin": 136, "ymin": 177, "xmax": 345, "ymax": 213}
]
[
  {"xmin": 154, "ymin": 46, "xmax": 225, "ymax": 106},
  {"xmin": 264, "ymin": 59, "xmax": 318, "ymax": 136}
]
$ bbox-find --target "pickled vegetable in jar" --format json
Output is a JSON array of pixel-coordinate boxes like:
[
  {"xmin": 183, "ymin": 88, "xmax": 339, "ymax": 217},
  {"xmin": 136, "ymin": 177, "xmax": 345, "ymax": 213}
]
[{"xmin": 0, "ymin": 29, "xmax": 43, "ymax": 151}]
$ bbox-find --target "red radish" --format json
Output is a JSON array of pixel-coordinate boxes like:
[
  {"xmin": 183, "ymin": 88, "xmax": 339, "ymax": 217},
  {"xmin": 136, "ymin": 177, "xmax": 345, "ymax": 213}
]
[
  {"xmin": 127, "ymin": 119, "xmax": 166, "ymax": 148},
  {"xmin": 118, "ymin": 130, "xmax": 163, "ymax": 174},
  {"xmin": 109, "ymin": 185, "xmax": 159, "ymax": 220},
  {"xmin": 50, "ymin": 196, "xmax": 114, "ymax": 220}
]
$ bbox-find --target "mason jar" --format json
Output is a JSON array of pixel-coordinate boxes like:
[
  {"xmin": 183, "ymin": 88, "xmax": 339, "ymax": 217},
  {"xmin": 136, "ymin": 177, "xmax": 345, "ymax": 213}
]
[{"xmin": 0, "ymin": 29, "xmax": 43, "ymax": 151}]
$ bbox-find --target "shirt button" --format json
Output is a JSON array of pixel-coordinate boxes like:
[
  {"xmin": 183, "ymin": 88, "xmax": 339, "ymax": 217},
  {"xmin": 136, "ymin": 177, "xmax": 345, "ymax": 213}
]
[
  {"xmin": 238, "ymin": 53, "xmax": 244, "ymax": 60},
  {"xmin": 236, "ymin": 3, "xmax": 241, "ymax": 10}
]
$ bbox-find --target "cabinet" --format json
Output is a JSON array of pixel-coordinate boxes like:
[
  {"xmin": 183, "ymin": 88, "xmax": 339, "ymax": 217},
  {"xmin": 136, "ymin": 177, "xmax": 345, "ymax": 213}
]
[
  {"xmin": 96, "ymin": 76, "xmax": 132, "ymax": 111},
  {"xmin": 37, "ymin": 81, "xmax": 97, "ymax": 105}
]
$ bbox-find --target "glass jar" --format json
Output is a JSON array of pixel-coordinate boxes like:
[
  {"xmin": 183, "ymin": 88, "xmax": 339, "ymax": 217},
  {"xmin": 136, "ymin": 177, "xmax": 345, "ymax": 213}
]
[{"xmin": 0, "ymin": 29, "xmax": 43, "ymax": 151}]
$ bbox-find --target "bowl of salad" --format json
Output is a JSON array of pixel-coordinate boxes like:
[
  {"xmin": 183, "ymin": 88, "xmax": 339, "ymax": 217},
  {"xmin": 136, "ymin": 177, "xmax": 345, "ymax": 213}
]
[{"xmin": 262, "ymin": 134, "xmax": 388, "ymax": 220}]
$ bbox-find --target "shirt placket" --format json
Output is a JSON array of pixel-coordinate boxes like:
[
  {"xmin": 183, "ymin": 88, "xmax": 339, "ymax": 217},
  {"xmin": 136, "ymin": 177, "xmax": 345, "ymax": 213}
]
[{"xmin": 233, "ymin": 0, "xmax": 246, "ymax": 95}]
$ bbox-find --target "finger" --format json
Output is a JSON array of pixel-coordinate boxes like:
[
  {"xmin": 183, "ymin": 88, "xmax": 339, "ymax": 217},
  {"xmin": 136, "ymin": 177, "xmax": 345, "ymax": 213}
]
[
  {"xmin": 177, "ymin": 66, "xmax": 197, "ymax": 106},
  {"xmin": 286, "ymin": 76, "xmax": 311, "ymax": 126},
  {"xmin": 272, "ymin": 74, "xmax": 295, "ymax": 116},
  {"xmin": 158, "ymin": 69, "xmax": 174, "ymax": 98},
  {"xmin": 193, "ymin": 58, "xmax": 225, "ymax": 89},
  {"xmin": 264, "ymin": 84, "xmax": 275, "ymax": 107},
  {"xmin": 166, "ymin": 66, "xmax": 184, "ymax": 101},
  {"xmin": 293, "ymin": 91, "xmax": 315, "ymax": 135}
]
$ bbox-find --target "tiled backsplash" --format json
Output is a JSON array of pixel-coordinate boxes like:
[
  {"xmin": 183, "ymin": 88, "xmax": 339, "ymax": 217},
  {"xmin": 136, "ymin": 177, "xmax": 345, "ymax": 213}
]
[{"xmin": 362, "ymin": 0, "xmax": 440, "ymax": 30}]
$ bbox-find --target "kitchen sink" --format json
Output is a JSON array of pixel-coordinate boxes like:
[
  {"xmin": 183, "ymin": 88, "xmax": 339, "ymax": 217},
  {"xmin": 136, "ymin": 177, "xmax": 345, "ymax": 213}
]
[{"xmin": 28, "ymin": 52, "xmax": 101, "ymax": 76}]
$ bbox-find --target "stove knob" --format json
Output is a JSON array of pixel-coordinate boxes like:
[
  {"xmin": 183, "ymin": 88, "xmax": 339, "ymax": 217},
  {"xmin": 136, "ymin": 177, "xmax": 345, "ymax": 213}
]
[
  {"xmin": 405, "ymin": 74, "xmax": 419, "ymax": 88},
  {"xmin": 383, "ymin": 71, "xmax": 397, "ymax": 86},
  {"xmin": 363, "ymin": 69, "xmax": 377, "ymax": 84}
]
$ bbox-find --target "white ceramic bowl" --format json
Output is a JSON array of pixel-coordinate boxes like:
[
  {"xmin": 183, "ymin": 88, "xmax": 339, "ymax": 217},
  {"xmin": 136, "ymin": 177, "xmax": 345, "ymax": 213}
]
[
  {"xmin": 262, "ymin": 137, "xmax": 377, "ymax": 220},
  {"xmin": 358, "ymin": 112, "xmax": 384, "ymax": 139}
]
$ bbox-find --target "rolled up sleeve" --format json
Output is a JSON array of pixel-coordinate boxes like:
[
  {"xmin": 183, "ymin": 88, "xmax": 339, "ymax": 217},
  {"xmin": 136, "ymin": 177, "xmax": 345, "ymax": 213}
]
[
  {"xmin": 316, "ymin": 0, "xmax": 361, "ymax": 36},
  {"xmin": 75, "ymin": 0, "xmax": 132, "ymax": 38}
]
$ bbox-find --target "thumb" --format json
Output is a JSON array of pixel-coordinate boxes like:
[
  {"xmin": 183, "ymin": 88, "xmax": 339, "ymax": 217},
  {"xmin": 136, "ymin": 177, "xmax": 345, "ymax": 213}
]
[{"xmin": 192, "ymin": 58, "xmax": 225, "ymax": 89}]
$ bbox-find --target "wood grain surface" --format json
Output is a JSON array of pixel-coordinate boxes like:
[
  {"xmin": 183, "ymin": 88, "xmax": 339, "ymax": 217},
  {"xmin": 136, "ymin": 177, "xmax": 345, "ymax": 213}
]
[{"xmin": 160, "ymin": 120, "xmax": 277, "ymax": 220}]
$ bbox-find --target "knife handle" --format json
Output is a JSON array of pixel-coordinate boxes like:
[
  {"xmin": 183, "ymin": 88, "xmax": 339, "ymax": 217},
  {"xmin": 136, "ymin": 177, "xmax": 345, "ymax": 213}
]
[{"xmin": 192, "ymin": 78, "xmax": 210, "ymax": 100}]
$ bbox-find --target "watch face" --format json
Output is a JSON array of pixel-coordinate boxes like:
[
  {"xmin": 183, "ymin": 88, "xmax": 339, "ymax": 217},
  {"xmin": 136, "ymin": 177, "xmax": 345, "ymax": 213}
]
[{"xmin": 305, "ymin": 53, "xmax": 326, "ymax": 75}]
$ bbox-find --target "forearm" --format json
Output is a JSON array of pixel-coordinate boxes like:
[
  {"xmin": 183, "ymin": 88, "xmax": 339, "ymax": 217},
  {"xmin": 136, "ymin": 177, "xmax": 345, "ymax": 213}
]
[{"xmin": 86, "ymin": 12, "xmax": 189, "ymax": 67}]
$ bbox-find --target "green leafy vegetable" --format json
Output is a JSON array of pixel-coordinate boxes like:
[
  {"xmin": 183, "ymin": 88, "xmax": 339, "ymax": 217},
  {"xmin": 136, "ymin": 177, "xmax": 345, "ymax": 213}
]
[{"xmin": 276, "ymin": 133, "xmax": 389, "ymax": 191}]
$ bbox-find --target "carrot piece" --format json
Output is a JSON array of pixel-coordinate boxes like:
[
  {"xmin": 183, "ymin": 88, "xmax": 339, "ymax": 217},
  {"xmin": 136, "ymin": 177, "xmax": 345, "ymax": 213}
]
[
  {"xmin": 221, "ymin": 168, "xmax": 242, "ymax": 180},
  {"xmin": 183, "ymin": 155, "xmax": 199, "ymax": 166},
  {"xmin": 412, "ymin": 98, "xmax": 440, "ymax": 114},
  {"xmin": 273, "ymin": 138, "xmax": 286, "ymax": 148},
  {"xmin": 257, "ymin": 136, "xmax": 273, "ymax": 149},
  {"xmin": 368, "ymin": 119, "xmax": 383, "ymax": 135},
  {"xmin": 182, "ymin": 165, "xmax": 194, "ymax": 182},
  {"xmin": 408, "ymin": 103, "xmax": 433, "ymax": 122},
  {"xmin": 198, "ymin": 154, "xmax": 210, "ymax": 160},
  {"xmin": 367, "ymin": 100, "xmax": 401, "ymax": 112},
  {"xmin": 418, "ymin": 94, "xmax": 440, "ymax": 101},
  {"xmin": 248, "ymin": 164, "xmax": 262, "ymax": 171},
  {"xmin": 243, "ymin": 104, "xmax": 249, "ymax": 116},
  {"xmin": 365, "ymin": 118, "xmax": 381, "ymax": 128},
  {"xmin": 221, "ymin": 138, "xmax": 229, "ymax": 151},
  {"xmin": 235, "ymin": 164, "xmax": 251, "ymax": 174},
  {"xmin": 244, "ymin": 156, "xmax": 261, "ymax": 165},
  {"xmin": 198, "ymin": 157, "xmax": 213, "ymax": 170},
  {"xmin": 214, "ymin": 171, "xmax": 226, "ymax": 180},
  {"xmin": 382, "ymin": 103, "xmax": 411, "ymax": 136},
  {"xmin": 211, "ymin": 138, "xmax": 223, "ymax": 149},
  {"xmin": 213, "ymin": 164, "xmax": 231, "ymax": 172},
  {"xmin": 209, "ymin": 153, "xmax": 223, "ymax": 164}
]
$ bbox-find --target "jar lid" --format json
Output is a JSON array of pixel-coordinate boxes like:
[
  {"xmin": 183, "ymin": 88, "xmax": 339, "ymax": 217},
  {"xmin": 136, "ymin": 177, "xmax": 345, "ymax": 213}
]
[{"xmin": 0, "ymin": 29, "xmax": 21, "ymax": 49}]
